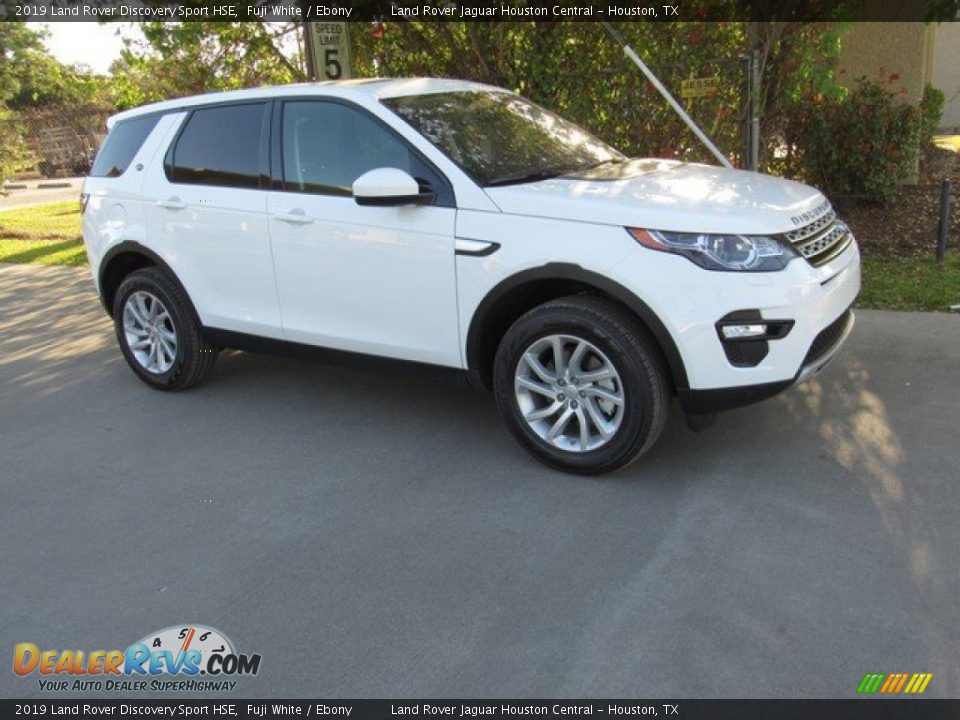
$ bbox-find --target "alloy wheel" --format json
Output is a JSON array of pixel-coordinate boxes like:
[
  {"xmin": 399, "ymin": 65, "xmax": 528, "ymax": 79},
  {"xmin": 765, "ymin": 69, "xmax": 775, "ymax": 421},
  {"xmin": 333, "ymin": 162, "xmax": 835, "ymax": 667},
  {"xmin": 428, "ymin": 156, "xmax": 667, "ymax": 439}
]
[
  {"xmin": 514, "ymin": 334, "xmax": 625, "ymax": 453},
  {"xmin": 122, "ymin": 290, "xmax": 178, "ymax": 375}
]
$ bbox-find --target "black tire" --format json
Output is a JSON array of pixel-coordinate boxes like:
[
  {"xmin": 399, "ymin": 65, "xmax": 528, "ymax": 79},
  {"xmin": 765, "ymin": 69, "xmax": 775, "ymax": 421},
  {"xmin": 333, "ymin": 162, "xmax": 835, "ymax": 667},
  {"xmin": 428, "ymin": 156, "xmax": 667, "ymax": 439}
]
[
  {"xmin": 112, "ymin": 267, "xmax": 218, "ymax": 391},
  {"xmin": 493, "ymin": 295, "xmax": 669, "ymax": 475}
]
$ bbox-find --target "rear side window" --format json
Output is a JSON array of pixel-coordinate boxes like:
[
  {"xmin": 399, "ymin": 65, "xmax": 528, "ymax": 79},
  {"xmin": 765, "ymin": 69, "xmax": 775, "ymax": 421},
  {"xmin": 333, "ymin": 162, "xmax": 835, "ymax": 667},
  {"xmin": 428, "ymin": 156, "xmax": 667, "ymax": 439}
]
[
  {"xmin": 90, "ymin": 115, "xmax": 161, "ymax": 178},
  {"xmin": 169, "ymin": 103, "xmax": 265, "ymax": 189}
]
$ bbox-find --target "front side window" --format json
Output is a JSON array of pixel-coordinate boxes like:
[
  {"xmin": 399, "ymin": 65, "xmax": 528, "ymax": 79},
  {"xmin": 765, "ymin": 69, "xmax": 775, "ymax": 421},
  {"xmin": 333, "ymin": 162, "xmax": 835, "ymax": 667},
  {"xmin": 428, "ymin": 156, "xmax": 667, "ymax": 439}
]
[
  {"xmin": 382, "ymin": 91, "xmax": 623, "ymax": 187},
  {"xmin": 170, "ymin": 103, "xmax": 265, "ymax": 189},
  {"xmin": 281, "ymin": 100, "xmax": 425, "ymax": 197},
  {"xmin": 90, "ymin": 115, "xmax": 160, "ymax": 178}
]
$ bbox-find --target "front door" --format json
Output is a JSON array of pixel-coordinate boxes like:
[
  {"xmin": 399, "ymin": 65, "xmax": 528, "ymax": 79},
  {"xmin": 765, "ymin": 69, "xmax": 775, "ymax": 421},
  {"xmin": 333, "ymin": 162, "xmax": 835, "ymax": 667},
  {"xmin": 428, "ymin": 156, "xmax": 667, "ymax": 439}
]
[{"xmin": 267, "ymin": 99, "xmax": 460, "ymax": 367}]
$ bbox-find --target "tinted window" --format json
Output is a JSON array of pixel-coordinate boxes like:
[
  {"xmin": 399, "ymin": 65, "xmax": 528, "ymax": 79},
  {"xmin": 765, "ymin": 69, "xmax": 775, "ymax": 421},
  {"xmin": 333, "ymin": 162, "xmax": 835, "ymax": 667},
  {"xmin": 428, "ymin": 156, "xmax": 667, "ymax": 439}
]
[
  {"xmin": 90, "ymin": 115, "xmax": 160, "ymax": 178},
  {"xmin": 171, "ymin": 104, "xmax": 264, "ymax": 189},
  {"xmin": 282, "ymin": 101, "xmax": 422, "ymax": 197},
  {"xmin": 383, "ymin": 91, "xmax": 623, "ymax": 187}
]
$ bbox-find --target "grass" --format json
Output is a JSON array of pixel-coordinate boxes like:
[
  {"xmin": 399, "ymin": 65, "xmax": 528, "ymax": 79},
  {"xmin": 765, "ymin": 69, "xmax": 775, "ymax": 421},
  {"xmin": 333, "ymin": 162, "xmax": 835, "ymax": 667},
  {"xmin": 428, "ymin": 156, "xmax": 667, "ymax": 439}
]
[
  {"xmin": 0, "ymin": 200, "xmax": 86, "ymax": 266},
  {"xmin": 859, "ymin": 253, "xmax": 960, "ymax": 311},
  {"xmin": 1, "ymin": 201, "xmax": 957, "ymax": 311}
]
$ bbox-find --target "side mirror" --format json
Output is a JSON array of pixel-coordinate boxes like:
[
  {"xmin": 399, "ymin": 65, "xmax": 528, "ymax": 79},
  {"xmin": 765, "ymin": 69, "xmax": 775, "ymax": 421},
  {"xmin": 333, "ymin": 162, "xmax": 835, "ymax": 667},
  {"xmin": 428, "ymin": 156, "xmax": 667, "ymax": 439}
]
[{"xmin": 352, "ymin": 168, "xmax": 433, "ymax": 207}]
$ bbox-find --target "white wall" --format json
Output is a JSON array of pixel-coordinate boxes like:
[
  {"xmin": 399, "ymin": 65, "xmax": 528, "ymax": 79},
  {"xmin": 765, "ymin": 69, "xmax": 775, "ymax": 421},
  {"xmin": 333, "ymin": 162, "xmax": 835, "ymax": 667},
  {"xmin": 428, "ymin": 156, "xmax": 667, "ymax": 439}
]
[{"xmin": 932, "ymin": 22, "xmax": 960, "ymax": 131}]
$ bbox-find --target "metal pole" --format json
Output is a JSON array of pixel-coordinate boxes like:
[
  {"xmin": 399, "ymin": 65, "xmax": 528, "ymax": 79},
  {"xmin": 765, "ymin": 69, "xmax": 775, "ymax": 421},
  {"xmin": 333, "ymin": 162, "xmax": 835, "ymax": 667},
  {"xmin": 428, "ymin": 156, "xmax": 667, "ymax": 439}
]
[
  {"xmin": 750, "ymin": 48, "xmax": 761, "ymax": 171},
  {"xmin": 742, "ymin": 53, "xmax": 751, "ymax": 170},
  {"xmin": 302, "ymin": 21, "xmax": 317, "ymax": 81},
  {"xmin": 602, "ymin": 22, "xmax": 733, "ymax": 169},
  {"xmin": 936, "ymin": 179, "xmax": 951, "ymax": 264}
]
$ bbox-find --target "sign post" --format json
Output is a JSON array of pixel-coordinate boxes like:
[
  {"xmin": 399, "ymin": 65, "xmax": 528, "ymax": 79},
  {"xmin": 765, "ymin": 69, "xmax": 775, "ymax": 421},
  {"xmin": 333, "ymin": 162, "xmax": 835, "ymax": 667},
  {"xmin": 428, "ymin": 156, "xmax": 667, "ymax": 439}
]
[
  {"xmin": 601, "ymin": 22, "xmax": 733, "ymax": 169},
  {"xmin": 304, "ymin": 22, "xmax": 352, "ymax": 81}
]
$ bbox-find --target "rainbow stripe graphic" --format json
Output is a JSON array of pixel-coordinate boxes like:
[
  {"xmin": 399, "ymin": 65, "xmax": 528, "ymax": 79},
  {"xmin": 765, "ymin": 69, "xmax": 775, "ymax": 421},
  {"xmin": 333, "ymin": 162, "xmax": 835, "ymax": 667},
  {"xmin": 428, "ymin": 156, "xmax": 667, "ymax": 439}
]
[{"xmin": 857, "ymin": 673, "xmax": 933, "ymax": 695}]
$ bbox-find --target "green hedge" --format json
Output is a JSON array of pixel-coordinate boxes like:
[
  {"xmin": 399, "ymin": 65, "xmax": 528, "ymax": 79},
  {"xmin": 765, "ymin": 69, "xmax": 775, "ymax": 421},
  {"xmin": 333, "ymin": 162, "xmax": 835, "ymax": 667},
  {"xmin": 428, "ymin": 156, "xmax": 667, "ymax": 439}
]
[{"xmin": 785, "ymin": 79, "xmax": 922, "ymax": 204}]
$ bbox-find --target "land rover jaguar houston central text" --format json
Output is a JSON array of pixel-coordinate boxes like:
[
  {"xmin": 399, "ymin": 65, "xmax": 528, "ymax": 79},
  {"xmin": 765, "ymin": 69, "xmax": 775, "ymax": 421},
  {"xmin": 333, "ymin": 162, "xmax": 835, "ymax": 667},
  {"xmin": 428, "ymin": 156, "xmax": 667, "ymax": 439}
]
[{"xmin": 81, "ymin": 78, "xmax": 860, "ymax": 474}]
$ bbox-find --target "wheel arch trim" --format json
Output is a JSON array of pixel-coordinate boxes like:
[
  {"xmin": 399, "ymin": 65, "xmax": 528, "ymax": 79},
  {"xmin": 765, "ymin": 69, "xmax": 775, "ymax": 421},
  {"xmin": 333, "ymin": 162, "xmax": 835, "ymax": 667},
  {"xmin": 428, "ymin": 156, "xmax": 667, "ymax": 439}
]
[
  {"xmin": 465, "ymin": 263, "xmax": 689, "ymax": 390},
  {"xmin": 98, "ymin": 241, "xmax": 197, "ymax": 321}
]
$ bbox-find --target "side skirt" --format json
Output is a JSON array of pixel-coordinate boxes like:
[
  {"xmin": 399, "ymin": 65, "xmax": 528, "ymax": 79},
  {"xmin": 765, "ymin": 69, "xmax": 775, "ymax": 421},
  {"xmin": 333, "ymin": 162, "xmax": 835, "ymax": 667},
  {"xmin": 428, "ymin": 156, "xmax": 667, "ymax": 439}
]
[{"xmin": 202, "ymin": 327, "xmax": 474, "ymax": 389}]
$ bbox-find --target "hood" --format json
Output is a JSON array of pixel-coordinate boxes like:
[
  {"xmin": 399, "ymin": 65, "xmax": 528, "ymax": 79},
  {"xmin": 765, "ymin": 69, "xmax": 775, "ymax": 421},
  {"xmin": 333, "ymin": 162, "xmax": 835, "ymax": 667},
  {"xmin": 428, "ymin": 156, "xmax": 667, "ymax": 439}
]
[{"xmin": 483, "ymin": 159, "xmax": 827, "ymax": 236}]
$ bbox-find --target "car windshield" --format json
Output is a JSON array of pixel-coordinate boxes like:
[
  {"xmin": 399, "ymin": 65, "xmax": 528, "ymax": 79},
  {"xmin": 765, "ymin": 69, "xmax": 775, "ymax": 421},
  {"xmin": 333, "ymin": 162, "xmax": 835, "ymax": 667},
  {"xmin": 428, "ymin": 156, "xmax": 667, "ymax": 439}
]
[{"xmin": 382, "ymin": 90, "xmax": 624, "ymax": 187}]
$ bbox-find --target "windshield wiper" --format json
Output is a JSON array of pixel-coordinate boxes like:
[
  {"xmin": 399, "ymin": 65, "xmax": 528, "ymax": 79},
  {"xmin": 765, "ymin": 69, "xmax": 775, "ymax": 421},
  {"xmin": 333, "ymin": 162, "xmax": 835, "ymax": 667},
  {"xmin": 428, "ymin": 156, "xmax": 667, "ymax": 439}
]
[
  {"xmin": 485, "ymin": 169, "xmax": 569, "ymax": 187},
  {"xmin": 570, "ymin": 157, "xmax": 627, "ymax": 174},
  {"xmin": 487, "ymin": 158, "xmax": 626, "ymax": 187}
]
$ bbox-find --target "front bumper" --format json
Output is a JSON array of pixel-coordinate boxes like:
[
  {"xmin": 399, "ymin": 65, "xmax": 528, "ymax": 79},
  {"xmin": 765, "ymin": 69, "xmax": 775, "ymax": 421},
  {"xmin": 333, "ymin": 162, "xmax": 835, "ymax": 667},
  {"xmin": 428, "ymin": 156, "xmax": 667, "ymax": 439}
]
[
  {"xmin": 610, "ymin": 232, "xmax": 861, "ymax": 413},
  {"xmin": 677, "ymin": 308, "xmax": 855, "ymax": 414},
  {"xmin": 795, "ymin": 306, "xmax": 855, "ymax": 384}
]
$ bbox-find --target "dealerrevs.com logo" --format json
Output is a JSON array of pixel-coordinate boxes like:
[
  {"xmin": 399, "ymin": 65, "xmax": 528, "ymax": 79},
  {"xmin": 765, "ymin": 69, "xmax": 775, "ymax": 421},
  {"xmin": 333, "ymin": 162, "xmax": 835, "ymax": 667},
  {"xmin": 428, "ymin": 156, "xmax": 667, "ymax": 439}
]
[{"xmin": 13, "ymin": 624, "xmax": 261, "ymax": 692}]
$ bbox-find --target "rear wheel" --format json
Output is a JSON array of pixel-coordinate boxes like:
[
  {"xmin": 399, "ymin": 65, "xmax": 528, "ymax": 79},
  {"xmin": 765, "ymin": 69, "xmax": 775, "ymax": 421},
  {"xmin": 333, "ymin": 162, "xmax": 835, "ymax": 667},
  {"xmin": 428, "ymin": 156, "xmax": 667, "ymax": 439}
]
[
  {"xmin": 113, "ymin": 267, "xmax": 217, "ymax": 391},
  {"xmin": 493, "ymin": 296, "xmax": 669, "ymax": 475}
]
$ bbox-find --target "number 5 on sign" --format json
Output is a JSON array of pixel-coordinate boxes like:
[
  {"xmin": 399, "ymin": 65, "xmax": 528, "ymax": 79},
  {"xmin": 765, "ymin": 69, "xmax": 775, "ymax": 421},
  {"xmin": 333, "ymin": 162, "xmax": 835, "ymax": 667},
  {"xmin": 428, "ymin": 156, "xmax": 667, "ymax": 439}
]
[{"xmin": 307, "ymin": 22, "xmax": 352, "ymax": 80}]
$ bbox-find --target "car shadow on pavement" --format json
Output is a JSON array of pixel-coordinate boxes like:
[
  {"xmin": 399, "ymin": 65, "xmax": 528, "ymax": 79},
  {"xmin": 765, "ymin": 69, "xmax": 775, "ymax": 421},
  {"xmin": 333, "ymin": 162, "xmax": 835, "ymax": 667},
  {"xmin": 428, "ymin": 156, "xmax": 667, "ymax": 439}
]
[{"xmin": 0, "ymin": 263, "xmax": 115, "ymax": 400}]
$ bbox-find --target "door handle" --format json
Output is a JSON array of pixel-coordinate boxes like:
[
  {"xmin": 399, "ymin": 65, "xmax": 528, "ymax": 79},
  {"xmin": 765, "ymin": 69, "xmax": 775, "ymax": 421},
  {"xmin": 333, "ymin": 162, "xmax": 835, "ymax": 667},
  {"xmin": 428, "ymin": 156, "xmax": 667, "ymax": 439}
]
[
  {"xmin": 157, "ymin": 197, "xmax": 186, "ymax": 210},
  {"xmin": 274, "ymin": 209, "xmax": 314, "ymax": 225}
]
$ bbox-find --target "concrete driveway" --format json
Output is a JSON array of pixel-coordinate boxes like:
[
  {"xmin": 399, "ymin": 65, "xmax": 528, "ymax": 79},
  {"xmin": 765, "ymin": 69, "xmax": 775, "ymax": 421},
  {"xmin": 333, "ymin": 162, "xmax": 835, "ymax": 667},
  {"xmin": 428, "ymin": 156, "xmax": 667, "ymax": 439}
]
[{"xmin": 0, "ymin": 262, "xmax": 957, "ymax": 699}]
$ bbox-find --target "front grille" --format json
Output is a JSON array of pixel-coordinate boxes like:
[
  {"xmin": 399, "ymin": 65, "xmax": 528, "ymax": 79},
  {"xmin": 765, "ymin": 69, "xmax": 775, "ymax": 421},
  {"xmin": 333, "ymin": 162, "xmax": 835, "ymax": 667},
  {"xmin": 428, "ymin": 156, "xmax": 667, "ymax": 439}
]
[
  {"xmin": 779, "ymin": 202, "xmax": 853, "ymax": 267},
  {"xmin": 802, "ymin": 309, "xmax": 852, "ymax": 367},
  {"xmin": 782, "ymin": 205, "xmax": 836, "ymax": 243}
]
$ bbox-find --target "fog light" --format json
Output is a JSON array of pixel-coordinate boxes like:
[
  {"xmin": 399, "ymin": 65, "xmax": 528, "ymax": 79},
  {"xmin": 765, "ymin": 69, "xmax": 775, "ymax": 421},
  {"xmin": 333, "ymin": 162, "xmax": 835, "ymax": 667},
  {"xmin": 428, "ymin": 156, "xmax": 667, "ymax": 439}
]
[{"xmin": 721, "ymin": 324, "xmax": 768, "ymax": 340}]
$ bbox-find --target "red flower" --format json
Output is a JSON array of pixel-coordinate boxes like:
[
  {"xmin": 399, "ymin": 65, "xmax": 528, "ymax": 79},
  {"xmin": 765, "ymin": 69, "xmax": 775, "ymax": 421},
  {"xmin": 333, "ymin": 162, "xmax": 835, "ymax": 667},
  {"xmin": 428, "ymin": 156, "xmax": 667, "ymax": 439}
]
[{"xmin": 888, "ymin": 73, "xmax": 900, "ymax": 83}]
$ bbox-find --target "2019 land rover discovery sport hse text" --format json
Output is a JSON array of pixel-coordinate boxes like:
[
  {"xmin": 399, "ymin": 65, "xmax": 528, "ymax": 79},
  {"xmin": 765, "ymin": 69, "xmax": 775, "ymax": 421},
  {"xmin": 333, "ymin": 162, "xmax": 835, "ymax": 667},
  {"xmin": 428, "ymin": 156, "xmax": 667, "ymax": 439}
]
[{"xmin": 81, "ymin": 78, "xmax": 860, "ymax": 474}]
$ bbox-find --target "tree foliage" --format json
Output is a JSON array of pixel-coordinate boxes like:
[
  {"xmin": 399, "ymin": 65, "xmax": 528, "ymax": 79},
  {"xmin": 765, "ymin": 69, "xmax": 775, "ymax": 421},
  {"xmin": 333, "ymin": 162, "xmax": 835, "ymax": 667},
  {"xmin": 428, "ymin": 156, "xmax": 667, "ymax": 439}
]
[
  {"xmin": 0, "ymin": 23, "xmax": 113, "ymax": 111},
  {"xmin": 109, "ymin": 22, "xmax": 304, "ymax": 109},
  {"xmin": 785, "ymin": 77, "xmax": 922, "ymax": 204},
  {"xmin": 351, "ymin": 21, "xmax": 841, "ymax": 167},
  {"xmin": 0, "ymin": 24, "xmax": 118, "ymax": 182},
  {"xmin": 103, "ymin": 20, "xmax": 842, "ymax": 167},
  {"xmin": 3, "ymin": 17, "xmax": 931, "ymax": 200},
  {"xmin": 0, "ymin": 24, "xmax": 43, "ymax": 183}
]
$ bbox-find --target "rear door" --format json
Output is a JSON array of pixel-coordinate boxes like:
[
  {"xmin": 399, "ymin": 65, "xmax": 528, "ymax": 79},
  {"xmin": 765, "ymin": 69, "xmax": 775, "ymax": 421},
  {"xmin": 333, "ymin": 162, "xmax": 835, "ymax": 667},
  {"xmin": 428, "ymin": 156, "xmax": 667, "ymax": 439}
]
[{"xmin": 142, "ymin": 102, "xmax": 283, "ymax": 338}]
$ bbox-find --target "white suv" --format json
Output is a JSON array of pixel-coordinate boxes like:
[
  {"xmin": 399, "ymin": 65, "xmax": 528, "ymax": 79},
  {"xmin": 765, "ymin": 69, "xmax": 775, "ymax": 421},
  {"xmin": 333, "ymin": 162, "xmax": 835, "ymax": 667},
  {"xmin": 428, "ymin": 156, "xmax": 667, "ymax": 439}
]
[{"xmin": 82, "ymin": 78, "xmax": 860, "ymax": 474}]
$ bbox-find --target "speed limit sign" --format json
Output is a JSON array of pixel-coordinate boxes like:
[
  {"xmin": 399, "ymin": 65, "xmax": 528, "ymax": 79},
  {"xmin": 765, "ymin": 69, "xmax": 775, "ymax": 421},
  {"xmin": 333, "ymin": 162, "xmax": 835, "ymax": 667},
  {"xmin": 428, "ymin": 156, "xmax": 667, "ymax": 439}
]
[{"xmin": 306, "ymin": 22, "xmax": 352, "ymax": 81}]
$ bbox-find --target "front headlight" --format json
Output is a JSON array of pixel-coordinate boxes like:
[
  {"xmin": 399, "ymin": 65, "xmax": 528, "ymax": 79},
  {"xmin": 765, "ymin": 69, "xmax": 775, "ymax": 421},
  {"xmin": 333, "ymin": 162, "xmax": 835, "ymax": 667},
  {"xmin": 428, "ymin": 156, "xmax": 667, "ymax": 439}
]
[{"xmin": 627, "ymin": 228, "xmax": 799, "ymax": 272}]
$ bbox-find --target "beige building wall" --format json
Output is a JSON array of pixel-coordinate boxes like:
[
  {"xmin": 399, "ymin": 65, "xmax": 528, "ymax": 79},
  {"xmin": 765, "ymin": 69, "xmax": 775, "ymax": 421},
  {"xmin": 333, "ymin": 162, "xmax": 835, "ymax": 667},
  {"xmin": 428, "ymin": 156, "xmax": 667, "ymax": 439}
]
[
  {"xmin": 932, "ymin": 22, "xmax": 960, "ymax": 130},
  {"xmin": 838, "ymin": 22, "xmax": 935, "ymax": 105}
]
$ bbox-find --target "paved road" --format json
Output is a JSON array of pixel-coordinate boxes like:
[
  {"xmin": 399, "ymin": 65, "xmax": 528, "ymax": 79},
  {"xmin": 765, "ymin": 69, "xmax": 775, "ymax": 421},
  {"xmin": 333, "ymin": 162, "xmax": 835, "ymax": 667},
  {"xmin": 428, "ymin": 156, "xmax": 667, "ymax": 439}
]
[
  {"xmin": 0, "ymin": 178, "xmax": 82, "ymax": 211},
  {"xmin": 0, "ymin": 263, "xmax": 957, "ymax": 699}
]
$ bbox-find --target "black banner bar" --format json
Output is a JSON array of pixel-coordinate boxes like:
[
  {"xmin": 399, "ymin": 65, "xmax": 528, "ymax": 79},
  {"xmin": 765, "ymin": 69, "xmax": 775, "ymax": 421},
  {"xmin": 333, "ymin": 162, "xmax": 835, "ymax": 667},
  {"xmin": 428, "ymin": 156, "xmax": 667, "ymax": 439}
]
[
  {"xmin": 0, "ymin": 0, "xmax": 954, "ymax": 22},
  {"xmin": 1, "ymin": 700, "xmax": 959, "ymax": 720}
]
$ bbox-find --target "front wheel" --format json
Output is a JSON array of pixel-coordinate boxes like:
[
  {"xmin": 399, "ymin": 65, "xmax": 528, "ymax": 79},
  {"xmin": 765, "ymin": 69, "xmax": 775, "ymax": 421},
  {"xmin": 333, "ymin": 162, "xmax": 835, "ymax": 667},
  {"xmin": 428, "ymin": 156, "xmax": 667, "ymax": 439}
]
[{"xmin": 493, "ymin": 296, "xmax": 669, "ymax": 475}]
